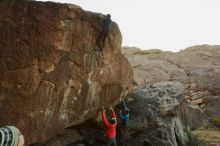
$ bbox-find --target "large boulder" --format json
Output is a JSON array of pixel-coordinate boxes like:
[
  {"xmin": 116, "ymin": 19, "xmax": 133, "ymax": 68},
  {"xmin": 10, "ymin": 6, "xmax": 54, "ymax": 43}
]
[
  {"xmin": 126, "ymin": 81, "xmax": 202, "ymax": 146},
  {"xmin": 0, "ymin": 1, "xmax": 133, "ymax": 145}
]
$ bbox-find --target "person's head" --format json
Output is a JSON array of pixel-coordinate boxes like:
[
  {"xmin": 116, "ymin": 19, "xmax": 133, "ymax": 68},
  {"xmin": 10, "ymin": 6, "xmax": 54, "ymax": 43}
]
[
  {"xmin": 106, "ymin": 14, "xmax": 111, "ymax": 19},
  {"xmin": 0, "ymin": 126, "xmax": 24, "ymax": 146},
  {"xmin": 122, "ymin": 108, "xmax": 130, "ymax": 115},
  {"xmin": 109, "ymin": 117, "xmax": 115, "ymax": 124}
]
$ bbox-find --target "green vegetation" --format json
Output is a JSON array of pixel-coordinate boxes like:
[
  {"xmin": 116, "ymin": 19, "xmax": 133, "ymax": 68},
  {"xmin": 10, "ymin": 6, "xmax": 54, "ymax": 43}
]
[
  {"xmin": 191, "ymin": 127, "xmax": 220, "ymax": 145},
  {"xmin": 212, "ymin": 115, "xmax": 220, "ymax": 127},
  {"xmin": 188, "ymin": 132, "xmax": 208, "ymax": 146}
]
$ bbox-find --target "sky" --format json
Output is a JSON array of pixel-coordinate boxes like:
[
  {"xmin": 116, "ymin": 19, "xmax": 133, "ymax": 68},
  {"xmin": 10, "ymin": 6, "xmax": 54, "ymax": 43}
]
[{"xmin": 37, "ymin": 0, "xmax": 220, "ymax": 52}]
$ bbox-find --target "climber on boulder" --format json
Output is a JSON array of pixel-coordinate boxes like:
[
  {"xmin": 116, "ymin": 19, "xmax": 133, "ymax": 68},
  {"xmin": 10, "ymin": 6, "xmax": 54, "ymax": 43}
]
[
  {"xmin": 117, "ymin": 98, "xmax": 130, "ymax": 145},
  {"xmin": 102, "ymin": 106, "xmax": 117, "ymax": 146},
  {"xmin": 119, "ymin": 90, "xmax": 130, "ymax": 127},
  {"xmin": 119, "ymin": 100, "xmax": 130, "ymax": 128},
  {"xmin": 98, "ymin": 14, "xmax": 112, "ymax": 53}
]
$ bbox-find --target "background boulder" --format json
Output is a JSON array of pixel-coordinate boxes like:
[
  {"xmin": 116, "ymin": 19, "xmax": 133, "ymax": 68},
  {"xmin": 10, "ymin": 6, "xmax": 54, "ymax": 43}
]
[
  {"xmin": 126, "ymin": 81, "xmax": 202, "ymax": 146},
  {"xmin": 123, "ymin": 45, "xmax": 220, "ymax": 121}
]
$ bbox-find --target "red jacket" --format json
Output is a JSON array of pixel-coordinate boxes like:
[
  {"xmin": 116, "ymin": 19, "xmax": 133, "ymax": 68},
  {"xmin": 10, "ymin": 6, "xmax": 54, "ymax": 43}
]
[{"xmin": 102, "ymin": 108, "xmax": 117, "ymax": 139}]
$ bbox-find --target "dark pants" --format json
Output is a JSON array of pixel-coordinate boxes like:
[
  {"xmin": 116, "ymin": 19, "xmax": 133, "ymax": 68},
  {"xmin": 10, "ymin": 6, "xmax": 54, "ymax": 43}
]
[
  {"xmin": 107, "ymin": 137, "xmax": 117, "ymax": 146},
  {"xmin": 85, "ymin": 130, "xmax": 106, "ymax": 144},
  {"xmin": 102, "ymin": 31, "xmax": 108, "ymax": 48},
  {"xmin": 97, "ymin": 31, "xmax": 108, "ymax": 52},
  {"xmin": 117, "ymin": 124, "xmax": 127, "ymax": 146}
]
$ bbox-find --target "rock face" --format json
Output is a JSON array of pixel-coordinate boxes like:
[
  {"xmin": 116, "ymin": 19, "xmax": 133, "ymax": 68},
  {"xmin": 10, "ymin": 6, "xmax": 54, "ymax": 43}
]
[
  {"xmin": 123, "ymin": 45, "xmax": 220, "ymax": 119},
  {"xmin": 0, "ymin": 1, "xmax": 133, "ymax": 145},
  {"xmin": 127, "ymin": 82, "xmax": 194, "ymax": 146},
  {"xmin": 41, "ymin": 82, "xmax": 202, "ymax": 146},
  {"xmin": 178, "ymin": 103, "xmax": 203, "ymax": 130}
]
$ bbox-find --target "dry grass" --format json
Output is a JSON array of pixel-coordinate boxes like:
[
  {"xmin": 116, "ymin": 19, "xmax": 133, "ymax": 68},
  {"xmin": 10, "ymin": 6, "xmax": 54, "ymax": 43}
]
[
  {"xmin": 212, "ymin": 115, "xmax": 220, "ymax": 127},
  {"xmin": 192, "ymin": 127, "xmax": 220, "ymax": 144}
]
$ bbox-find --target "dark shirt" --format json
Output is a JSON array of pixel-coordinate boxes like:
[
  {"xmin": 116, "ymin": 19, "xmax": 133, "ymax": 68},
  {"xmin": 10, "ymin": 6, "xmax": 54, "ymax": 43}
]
[
  {"xmin": 119, "ymin": 112, "xmax": 129, "ymax": 126},
  {"xmin": 119, "ymin": 101, "xmax": 130, "ymax": 126},
  {"xmin": 103, "ymin": 17, "xmax": 112, "ymax": 33}
]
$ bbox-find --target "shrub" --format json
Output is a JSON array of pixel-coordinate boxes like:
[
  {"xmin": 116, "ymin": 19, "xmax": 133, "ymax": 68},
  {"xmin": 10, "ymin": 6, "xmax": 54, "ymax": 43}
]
[
  {"xmin": 188, "ymin": 132, "xmax": 208, "ymax": 146},
  {"xmin": 212, "ymin": 115, "xmax": 220, "ymax": 127}
]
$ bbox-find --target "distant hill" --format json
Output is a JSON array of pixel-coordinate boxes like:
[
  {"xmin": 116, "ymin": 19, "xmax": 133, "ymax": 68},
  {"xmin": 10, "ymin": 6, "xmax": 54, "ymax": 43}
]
[{"xmin": 123, "ymin": 45, "xmax": 220, "ymax": 119}]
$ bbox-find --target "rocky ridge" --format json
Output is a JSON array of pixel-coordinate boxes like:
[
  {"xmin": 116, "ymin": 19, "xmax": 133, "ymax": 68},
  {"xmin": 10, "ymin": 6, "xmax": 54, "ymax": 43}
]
[{"xmin": 122, "ymin": 45, "xmax": 220, "ymax": 119}]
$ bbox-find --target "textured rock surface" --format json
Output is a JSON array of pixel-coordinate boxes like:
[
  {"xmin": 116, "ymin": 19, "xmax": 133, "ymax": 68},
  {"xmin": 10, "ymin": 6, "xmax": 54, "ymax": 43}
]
[
  {"xmin": 41, "ymin": 82, "xmax": 202, "ymax": 146},
  {"xmin": 127, "ymin": 82, "xmax": 191, "ymax": 146},
  {"xmin": 177, "ymin": 103, "xmax": 203, "ymax": 130},
  {"xmin": 123, "ymin": 45, "xmax": 220, "ymax": 118},
  {"xmin": 0, "ymin": 1, "xmax": 133, "ymax": 145}
]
